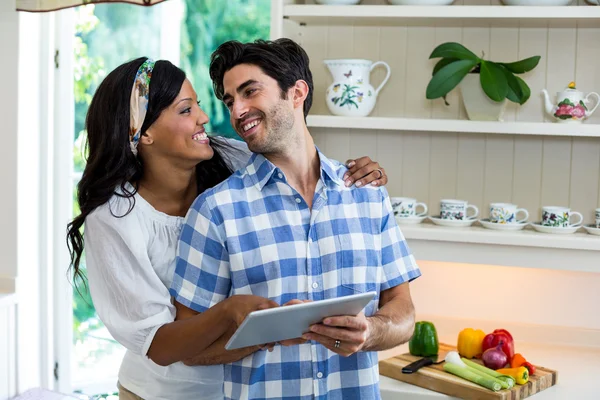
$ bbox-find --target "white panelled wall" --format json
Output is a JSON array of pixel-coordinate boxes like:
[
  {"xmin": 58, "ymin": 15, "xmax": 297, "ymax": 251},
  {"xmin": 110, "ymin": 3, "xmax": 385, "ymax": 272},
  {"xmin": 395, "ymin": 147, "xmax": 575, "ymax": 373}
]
[
  {"xmin": 279, "ymin": 0, "xmax": 600, "ymax": 337},
  {"xmin": 299, "ymin": 0, "xmax": 600, "ymax": 223}
]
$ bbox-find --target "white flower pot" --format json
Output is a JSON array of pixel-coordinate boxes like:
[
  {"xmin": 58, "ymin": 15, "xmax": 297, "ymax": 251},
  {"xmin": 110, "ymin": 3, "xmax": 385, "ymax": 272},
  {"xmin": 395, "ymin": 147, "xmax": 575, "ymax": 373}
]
[{"xmin": 459, "ymin": 73, "xmax": 507, "ymax": 122}]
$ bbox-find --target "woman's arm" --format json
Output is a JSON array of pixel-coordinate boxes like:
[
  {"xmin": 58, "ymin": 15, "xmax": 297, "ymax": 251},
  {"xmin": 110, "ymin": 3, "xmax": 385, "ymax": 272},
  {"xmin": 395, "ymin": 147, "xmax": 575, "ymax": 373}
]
[
  {"xmin": 146, "ymin": 300, "xmax": 234, "ymax": 366},
  {"xmin": 84, "ymin": 207, "xmax": 274, "ymax": 367},
  {"xmin": 218, "ymin": 137, "xmax": 388, "ymax": 187},
  {"xmin": 175, "ymin": 304, "xmax": 259, "ymax": 366},
  {"xmin": 148, "ymin": 296, "xmax": 276, "ymax": 366}
]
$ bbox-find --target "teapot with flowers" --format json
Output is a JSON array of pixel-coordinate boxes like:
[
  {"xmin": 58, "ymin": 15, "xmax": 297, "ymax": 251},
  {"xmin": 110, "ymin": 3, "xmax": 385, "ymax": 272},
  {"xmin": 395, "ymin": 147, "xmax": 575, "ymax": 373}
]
[{"xmin": 542, "ymin": 82, "xmax": 600, "ymax": 123}]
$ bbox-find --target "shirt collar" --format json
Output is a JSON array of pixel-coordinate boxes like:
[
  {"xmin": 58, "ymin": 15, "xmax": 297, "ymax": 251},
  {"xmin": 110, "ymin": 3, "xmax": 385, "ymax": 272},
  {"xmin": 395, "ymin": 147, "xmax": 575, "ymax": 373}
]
[{"xmin": 245, "ymin": 147, "xmax": 344, "ymax": 191}]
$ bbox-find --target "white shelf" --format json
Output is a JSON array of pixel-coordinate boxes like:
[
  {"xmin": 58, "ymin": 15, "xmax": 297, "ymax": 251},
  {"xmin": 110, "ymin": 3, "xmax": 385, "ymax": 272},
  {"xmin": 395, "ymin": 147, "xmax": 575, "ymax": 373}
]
[
  {"xmin": 307, "ymin": 115, "xmax": 600, "ymax": 137},
  {"xmin": 284, "ymin": 5, "xmax": 600, "ymax": 27},
  {"xmin": 400, "ymin": 222, "xmax": 600, "ymax": 273}
]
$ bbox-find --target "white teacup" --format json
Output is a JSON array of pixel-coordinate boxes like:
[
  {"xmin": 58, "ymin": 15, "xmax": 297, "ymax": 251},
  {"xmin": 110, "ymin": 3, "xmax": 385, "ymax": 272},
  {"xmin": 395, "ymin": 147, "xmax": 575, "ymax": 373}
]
[
  {"xmin": 541, "ymin": 206, "xmax": 583, "ymax": 228},
  {"xmin": 489, "ymin": 203, "xmax": 529, "ymax": 224},
  {"xmin": 391, "ymin": 197, "xmax": 428, "ymax": 218},
  {"xmin": 595, "ymin": 208, "xmax": 600, "ymax": 229},
  {"xmin": 440, "ymin": 199, "xmax": 479, "ymax": 220}
]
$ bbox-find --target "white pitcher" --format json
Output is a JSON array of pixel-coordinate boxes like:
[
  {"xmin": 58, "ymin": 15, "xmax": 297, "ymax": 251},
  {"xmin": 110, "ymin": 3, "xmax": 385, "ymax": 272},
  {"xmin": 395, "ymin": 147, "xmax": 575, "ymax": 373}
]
[{"xmin": 324, "ymin": 59, "xmax": 391, "ymax": 117}]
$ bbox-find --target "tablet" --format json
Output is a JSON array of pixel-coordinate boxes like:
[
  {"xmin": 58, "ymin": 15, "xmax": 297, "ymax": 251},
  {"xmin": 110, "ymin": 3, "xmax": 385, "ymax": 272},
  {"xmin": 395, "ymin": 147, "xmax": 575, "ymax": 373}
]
[{"xmin": 225, "ymin": 291, "xmax": 376, "ymax": 350}]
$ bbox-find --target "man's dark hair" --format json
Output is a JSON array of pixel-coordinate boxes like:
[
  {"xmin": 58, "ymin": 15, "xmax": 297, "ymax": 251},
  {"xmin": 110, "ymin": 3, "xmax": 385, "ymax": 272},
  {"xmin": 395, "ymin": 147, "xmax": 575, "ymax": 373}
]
[{"xmin": 209, "ymin": 38, "xmax": 314, "ymax": 118}]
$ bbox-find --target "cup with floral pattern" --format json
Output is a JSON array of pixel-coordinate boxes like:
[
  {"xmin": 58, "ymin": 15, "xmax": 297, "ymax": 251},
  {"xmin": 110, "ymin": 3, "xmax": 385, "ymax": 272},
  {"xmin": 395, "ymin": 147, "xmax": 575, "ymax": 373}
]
[
  {"xmin": 440, "ymin": 199, "xmax": 479, "ymax": 221},
  {"xmin": 390, "ymin": 197, "xmax": 428, "ymax": 218},
  {"xmin": 541, "ymin": 206, "xmax": 583, "ymax": 228},
  {"xmin": 489, "ymin": 203, "xmax": 529, "ymax": 224},
  {"xmin": 595, "ymin": 208, "xmax": 600, "ymax": 229}
]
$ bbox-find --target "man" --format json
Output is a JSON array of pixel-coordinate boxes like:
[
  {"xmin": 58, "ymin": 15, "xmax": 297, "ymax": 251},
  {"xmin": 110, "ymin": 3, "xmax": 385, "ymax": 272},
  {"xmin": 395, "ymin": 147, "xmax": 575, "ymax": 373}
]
[{"xmin": 170, "ymin": 38, "xmax": 421, "ymax": 399}]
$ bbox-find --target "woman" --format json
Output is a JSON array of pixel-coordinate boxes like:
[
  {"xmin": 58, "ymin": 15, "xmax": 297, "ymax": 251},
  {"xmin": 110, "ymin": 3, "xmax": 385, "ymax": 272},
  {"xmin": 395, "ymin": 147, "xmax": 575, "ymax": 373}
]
[{"xmin": 66, "ymin": 57, "xmax": 388, "ymax": 400}]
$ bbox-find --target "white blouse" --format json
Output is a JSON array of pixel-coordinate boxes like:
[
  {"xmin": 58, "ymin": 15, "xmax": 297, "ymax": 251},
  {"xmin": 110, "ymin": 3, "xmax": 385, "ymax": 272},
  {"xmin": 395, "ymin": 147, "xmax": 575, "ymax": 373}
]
[{"xmin": 84, "ymin": 138, "xmax": 250, "ymax": 400}]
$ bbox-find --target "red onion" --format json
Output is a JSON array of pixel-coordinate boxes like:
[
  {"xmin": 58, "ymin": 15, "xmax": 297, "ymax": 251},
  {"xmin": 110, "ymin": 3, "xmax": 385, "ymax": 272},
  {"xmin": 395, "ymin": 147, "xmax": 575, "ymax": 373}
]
[{"xmin": 481, "ymin": 344, "xmax": 508, "ymax": 370}]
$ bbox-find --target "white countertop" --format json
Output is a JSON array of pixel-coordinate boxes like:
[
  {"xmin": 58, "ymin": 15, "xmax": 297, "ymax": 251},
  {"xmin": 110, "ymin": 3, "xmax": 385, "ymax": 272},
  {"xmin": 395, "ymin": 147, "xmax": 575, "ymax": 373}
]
[{"xmin": 378, "ymin": 341, "xmax": 600, "ymax": 399}]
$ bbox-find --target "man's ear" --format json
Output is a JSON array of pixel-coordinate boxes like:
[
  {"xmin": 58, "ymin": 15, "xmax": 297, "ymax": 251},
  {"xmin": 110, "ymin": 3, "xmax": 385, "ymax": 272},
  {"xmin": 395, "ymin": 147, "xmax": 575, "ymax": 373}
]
[{"xmin": 292, "ymin": 80, "xmax": 309, "ymax": 109}]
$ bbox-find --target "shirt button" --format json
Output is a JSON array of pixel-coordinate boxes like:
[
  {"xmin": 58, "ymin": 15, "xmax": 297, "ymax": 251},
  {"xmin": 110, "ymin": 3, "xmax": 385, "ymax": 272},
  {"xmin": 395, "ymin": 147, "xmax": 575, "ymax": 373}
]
[
  {"xmin": 312, "ymin": 282, "xmax": 319, "ymax": 289},
  {"xmin": 295, "ymin": 198, "xmax": 301, "ymax": 204},
  {"xmin": 317, "ymin": 372, "xmax": 323, "ymax": 379},
  {"xmin": 278, "ymin": 173, "xmax": 283, "ymax": 179}
]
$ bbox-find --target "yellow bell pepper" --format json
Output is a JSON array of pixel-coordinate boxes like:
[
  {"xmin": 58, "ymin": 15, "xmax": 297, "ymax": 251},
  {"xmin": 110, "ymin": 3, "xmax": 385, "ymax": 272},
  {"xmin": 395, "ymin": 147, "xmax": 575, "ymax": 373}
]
[
  {"xmin": 496, "ymin": 367, "xmax": 529, "ymax": 385},
  {"xmin": 457, "ymin": 328, "xmax": 486, "ymax": 359}
]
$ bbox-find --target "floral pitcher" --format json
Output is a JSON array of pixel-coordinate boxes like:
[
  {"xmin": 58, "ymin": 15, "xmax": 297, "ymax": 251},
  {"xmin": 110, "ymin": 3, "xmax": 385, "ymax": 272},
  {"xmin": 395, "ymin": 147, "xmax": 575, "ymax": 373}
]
[
  {"xmin": 541, "ymin": 81, "xmax": 600, "ymax": 123},
  {"xmin": 324, "ymin": 59, "xmax": 391, "ymax": 117}
]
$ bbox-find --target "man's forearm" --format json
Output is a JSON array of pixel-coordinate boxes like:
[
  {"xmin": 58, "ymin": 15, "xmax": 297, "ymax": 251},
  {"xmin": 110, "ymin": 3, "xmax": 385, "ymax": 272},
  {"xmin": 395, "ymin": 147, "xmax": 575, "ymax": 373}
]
[
  {"xmin": 182, "ymin": 324, "xmax": 259, "ymax": 366},
  {"xmin": 362, "ymin": 295, "xmax": 415, "ymax": 352}
]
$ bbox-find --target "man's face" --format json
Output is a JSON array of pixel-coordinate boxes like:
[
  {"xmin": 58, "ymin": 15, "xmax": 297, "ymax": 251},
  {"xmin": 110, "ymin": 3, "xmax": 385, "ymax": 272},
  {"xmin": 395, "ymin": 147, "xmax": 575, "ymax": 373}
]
[{"xmin": 222, "ymin": 64, "xmax": 295, "ymax": 154}]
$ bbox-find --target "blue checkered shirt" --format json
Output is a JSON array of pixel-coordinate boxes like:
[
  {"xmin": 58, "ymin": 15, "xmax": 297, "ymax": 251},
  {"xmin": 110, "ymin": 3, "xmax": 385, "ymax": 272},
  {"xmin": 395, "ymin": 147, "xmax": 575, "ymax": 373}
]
[{"xmin": 170, "ymin": 148, "xmax": 421, "ymax": 400}]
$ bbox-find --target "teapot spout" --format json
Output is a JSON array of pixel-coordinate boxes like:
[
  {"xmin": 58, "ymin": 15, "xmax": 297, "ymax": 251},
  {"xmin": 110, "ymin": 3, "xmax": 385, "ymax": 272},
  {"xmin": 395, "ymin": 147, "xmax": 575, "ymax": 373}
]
[{"xmin": 541, "ymin": 89, "xmax": 554, "ymax": 116}]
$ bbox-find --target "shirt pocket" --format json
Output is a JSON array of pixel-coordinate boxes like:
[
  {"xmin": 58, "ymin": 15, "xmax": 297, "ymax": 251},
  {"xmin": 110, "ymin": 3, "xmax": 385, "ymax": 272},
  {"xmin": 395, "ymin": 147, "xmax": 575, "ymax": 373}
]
[{"xmin": 338, "ymin": 234, "xmax": 379, "ymax": 296}]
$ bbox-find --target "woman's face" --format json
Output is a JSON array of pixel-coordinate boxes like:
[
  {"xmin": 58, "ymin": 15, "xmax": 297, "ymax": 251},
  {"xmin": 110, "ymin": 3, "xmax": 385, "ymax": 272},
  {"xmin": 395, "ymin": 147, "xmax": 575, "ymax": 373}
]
[{"xmin": 141, "ymin": 79, "xmax": 214, "ymax": 166}]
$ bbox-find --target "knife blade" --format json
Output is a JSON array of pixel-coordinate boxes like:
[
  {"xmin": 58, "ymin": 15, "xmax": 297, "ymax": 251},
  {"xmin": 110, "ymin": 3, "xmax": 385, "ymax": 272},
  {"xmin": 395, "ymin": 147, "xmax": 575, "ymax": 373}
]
[{"xmin": 401, "ymin": 349, "xmax": 449, "ymax": 374}]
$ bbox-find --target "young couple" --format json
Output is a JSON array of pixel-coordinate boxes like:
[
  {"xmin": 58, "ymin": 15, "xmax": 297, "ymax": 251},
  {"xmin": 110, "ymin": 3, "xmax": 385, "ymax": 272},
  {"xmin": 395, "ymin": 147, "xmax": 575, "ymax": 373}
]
[{"xmin": 67, "ymin": 38, "xmax": 421, "ymax": 400}]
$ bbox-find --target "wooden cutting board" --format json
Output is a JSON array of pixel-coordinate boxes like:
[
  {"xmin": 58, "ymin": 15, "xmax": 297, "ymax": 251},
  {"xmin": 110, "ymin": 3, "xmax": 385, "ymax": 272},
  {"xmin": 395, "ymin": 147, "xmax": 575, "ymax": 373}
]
[{"xmin": 379, "ymin": 343, "xmax": 558, "ymax": 400}]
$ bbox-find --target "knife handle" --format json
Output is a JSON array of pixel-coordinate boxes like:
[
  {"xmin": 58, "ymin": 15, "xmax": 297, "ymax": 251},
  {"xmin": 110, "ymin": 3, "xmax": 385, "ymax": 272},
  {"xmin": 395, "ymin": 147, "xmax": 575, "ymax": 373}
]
[{"xmin": 402, "ymin": 357, "xmax": 434, "ymax": 374}]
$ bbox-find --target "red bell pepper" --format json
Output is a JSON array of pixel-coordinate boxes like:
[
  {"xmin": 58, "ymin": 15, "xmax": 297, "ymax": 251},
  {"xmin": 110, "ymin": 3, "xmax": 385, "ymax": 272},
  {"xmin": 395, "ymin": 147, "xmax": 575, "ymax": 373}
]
[
  {"xmin": 522, "ymin": 361, "xmax": 537, "ymax": 375},
  {"xmin": 482, "ymin": 329, "xmax": 515, "ymax": 362},
  {"xmin": 511, "ymin": 353, "xmax": 537, "ymax": 375}
]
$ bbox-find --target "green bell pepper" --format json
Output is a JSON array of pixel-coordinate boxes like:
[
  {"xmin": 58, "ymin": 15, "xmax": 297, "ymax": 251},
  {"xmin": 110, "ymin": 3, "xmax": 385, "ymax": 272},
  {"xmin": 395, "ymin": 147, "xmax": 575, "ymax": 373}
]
[{"xmin": 409, "ymin": 321, "xmax": 439, "ymax": 357}]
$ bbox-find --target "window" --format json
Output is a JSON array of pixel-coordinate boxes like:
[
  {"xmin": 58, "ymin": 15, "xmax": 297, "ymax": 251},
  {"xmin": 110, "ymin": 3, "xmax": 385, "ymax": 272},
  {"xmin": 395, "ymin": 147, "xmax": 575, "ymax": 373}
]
[{"xmin": 70, "ymin": 1, "xmax": 270, "ymax": 396}]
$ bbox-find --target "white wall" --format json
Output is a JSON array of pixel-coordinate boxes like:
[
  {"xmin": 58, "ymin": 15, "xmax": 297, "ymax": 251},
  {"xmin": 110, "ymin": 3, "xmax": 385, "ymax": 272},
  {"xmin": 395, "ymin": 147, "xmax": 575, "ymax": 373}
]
[
  {"xmin": 411, "ymin": 261, "xmax": 600, "ymax": 330},
  {"xmin": 0, "ymin": 0, "xmax": 49, "ymax": 393},
  {"xmin": 0, "ymin": 0, "xmax": 19, "ymax": 294}
]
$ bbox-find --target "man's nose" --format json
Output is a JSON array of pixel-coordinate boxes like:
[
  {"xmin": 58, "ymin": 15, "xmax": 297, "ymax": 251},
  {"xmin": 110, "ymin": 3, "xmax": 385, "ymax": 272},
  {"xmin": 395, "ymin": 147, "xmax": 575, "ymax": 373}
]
[{"xmin": 232, "ymin": 98, "xmax": 249, "ymax": 120}]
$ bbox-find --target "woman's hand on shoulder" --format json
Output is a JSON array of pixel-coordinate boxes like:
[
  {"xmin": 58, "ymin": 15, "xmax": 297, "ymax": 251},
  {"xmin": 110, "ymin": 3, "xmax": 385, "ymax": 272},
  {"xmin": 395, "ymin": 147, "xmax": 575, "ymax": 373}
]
[{"xmin": 343, "ymin": 156, "xmax": 387, "ymax": 188}]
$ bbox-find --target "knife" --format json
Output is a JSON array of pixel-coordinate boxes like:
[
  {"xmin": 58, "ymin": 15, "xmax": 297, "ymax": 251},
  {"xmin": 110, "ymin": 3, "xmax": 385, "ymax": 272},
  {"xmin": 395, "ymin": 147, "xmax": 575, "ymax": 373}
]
[{"xmin": 401, "ymin": 349, "xmax": 449, "ymax": 374}]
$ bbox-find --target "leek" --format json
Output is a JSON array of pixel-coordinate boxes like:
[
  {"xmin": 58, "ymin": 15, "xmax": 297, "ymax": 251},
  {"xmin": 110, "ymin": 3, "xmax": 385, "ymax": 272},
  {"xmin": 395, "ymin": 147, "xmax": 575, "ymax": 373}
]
[
  {"xmin": 443, "ymin": 363, "xmax": 502, "ymax": 392},
  {"xmin": 462, "ymin": 358, "xmax": 516, "ymax": 389}
]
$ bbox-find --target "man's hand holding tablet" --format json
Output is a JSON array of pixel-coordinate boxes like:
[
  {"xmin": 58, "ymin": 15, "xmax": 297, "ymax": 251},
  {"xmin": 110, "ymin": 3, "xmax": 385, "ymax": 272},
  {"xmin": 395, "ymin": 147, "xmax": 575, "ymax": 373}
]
[{"xmin": 225, "ymin": 292, "xmax": 376, "ymax": 351}]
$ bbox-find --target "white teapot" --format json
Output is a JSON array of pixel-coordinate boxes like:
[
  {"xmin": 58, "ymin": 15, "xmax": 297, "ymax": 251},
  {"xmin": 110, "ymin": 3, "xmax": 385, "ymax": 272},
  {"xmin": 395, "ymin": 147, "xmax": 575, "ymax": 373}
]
[
  {"xmin": 324, "ymin": 59, "xmax": 390, "ymax": 117},
  {"xmin": 541, "ymin": 82, "xmax": 600, "ymax": 123}
]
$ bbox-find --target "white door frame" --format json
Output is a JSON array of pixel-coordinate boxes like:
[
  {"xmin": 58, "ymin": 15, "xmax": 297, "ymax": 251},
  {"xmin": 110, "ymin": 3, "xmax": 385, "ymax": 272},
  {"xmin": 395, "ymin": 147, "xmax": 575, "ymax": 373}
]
[{"xmin": 51, "ymin": 7, "xmax": 75, "ymax": 393}]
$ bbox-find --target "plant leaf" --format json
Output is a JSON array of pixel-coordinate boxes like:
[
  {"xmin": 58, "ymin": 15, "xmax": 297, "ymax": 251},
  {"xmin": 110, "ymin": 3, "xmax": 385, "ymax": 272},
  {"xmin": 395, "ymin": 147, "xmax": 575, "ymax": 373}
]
[
  {"xmin": 480, "ymin": 61, "xmax": 508, "ymax": 102},
  {"xmin": 433, "ymin": 58, "xmax": 459, "ymax": 76},
  {"xmin": 500, "ymin": 56, "xmax": 541, "ymax": 74},
  {"xmin": 426, "ymin": 59, "xmax": 478, "ymax": 100},
  {"xmin": 501, "ymin": 65, "xmax": 524, "ymax": 104},
  {"xmin": 515, "ymin": 75, "xmax": 531, "ymax": 105},
  {"xmin": 429, "ymin": 42, "xmax": 480, "ymax": 61}
]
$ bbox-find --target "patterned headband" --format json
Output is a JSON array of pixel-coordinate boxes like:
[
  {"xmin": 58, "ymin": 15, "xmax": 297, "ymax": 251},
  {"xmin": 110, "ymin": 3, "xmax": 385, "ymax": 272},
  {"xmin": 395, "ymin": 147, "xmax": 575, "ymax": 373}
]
[{"xmin": 129, "ymin": 59, "xmax": 155, "ymax": 156}]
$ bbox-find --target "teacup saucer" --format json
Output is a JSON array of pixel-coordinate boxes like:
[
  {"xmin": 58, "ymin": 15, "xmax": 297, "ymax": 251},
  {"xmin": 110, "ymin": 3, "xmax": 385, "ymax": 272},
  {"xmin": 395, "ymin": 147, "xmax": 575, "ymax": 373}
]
[
  {"xmin": 583, "ymin": 224, "xmax": 600, "ymax": 236},
  {"xmin": 429, "ymin": 216, "xmax": 477, "ymax": 228},
  {"xmin": 395, "ymin": 215, "xmax": 427, "ymax": 225},
  {"xmin": 479, "ymin": 219, "xmax": 528, "ymax": 231},
  {"xmin": 530, "ymin": 222, "xmax": 581, "ymax": 234}
]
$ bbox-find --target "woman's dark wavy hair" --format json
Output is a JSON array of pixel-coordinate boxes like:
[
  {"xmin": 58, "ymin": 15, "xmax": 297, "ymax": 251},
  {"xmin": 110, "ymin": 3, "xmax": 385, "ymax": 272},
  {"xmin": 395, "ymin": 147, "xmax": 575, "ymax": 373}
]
[
  {"xmin": 67, "ymin": 57, "xmax": 235, "ymax": 287},
  {"xmin": 209, "ymin": 38, "xmax": 314, "ymax": 119}
]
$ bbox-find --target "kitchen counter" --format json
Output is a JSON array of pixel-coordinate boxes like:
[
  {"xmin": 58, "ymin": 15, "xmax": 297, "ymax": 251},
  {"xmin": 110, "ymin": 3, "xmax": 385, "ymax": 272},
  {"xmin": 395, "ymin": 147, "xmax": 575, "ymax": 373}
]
[{"xmin": 378, "ymin": 341, "xmax": 600, "ymax": 399}]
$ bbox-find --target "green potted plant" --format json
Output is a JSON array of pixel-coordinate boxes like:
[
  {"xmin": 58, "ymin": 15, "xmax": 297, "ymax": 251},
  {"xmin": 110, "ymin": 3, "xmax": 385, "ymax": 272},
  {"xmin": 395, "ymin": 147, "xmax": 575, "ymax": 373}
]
[{"xmin": 425, "ymin": 42, "xmax": 540, "ymax": 121}]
